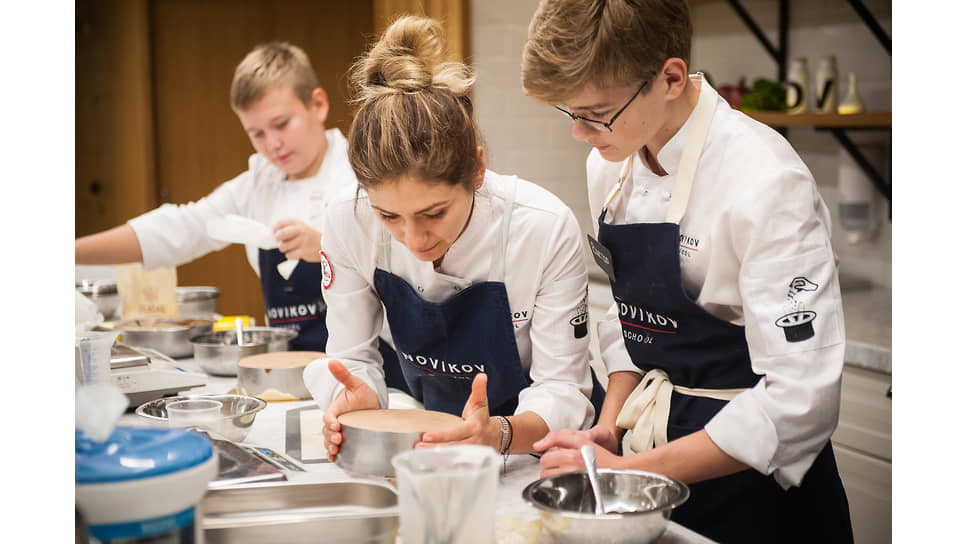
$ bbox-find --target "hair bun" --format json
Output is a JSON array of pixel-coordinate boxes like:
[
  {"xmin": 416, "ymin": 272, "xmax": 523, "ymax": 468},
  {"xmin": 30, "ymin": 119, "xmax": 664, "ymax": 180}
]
[{"xmin": 353, "ymin": 15, "xmax": 474, "ymax": 100}]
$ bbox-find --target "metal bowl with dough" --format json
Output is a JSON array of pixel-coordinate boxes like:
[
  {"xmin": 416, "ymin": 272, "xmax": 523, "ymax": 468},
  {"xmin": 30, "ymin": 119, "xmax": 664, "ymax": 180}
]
[{"xmin": 237, "ymin": 351, "xmax": 325, "ymax": 402}]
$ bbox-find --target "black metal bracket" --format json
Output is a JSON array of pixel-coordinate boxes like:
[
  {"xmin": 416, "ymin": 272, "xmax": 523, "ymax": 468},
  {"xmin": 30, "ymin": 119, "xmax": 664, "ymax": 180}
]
[
  {"xmin": 821, "ymin": 128, "xmax": 890, "ymax": 200},
  {"xmin": 719, "ymin": 0, "xmax": 891, "ymax": 209},
  {"xmin": 724, "ymin": 0, "xmax": 789, "ymax": 82},
  {"xmin": 845, "ymin": 0, "xmax": 891, "ymax": 55},
  {"xmin": 819, "ymin": 127, "xmax": 891, "ymax": 219}
]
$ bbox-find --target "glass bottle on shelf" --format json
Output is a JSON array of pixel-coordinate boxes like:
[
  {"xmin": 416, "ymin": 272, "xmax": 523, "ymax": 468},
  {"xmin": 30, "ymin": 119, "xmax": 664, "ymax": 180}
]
[
  {"xmin": 815, "ymin": 55, "xmax": 838, "ymax": 113},
  {"xmin": 786, "ymin": 57, "xmax": 809, "ymax": 114},
  {"xmin": 837, "ymin": 72, "xmax": 865, "ymax": 114}
]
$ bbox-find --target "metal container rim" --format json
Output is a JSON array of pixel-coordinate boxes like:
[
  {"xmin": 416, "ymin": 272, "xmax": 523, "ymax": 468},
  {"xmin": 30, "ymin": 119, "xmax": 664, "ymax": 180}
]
[
  {"xmin": 190, "ymin": 327, "xmax": 298, "ymax": 345},
  {"xmin": 521, "ymin": 468, "xmax": 690, "ymax": 518},
  {"xmin": 176, "ymin": 286, "xmax": 221, "ymax": 301},
  {"xmin": 135, "ymin": 394, "xmax": 268, "ymax": 422}
]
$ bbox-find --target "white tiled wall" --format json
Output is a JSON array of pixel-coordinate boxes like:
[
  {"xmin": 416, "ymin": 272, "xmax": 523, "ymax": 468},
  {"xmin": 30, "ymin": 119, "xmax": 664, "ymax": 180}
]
[
  {"xmin": 470, "ymin": 0, "xmax": 892, "ymax": 290},
  {"xmin": 471, "ymin": 0, "xmax": 599, "ymax": 278}
]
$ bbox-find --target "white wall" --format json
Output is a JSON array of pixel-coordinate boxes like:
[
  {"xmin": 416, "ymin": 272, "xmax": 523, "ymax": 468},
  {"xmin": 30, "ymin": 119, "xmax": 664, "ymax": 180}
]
[
  {"xmin": 471, "ymin": 0, "xmax": 600, "ymax": 279},
  {"xmin": 470, "ymin": 0, "xmax": 892, "ymax": 289}
]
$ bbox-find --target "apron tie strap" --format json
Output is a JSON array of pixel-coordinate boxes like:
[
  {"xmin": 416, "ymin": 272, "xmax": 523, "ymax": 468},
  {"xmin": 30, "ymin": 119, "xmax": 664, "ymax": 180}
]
[{"xmin": 616, "ymin": 368, "xmax": 748, "ymax": 454}]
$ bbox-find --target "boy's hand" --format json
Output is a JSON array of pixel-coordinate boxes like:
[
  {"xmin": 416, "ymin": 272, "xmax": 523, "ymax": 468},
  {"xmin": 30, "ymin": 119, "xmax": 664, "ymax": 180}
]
[
  {"xmin": 273, "ymin": 219, "xmax": 322, "ymax": 262},
  {"xmin": 533, "ymin": 428, "xmax": 621, "ymax": 478}
]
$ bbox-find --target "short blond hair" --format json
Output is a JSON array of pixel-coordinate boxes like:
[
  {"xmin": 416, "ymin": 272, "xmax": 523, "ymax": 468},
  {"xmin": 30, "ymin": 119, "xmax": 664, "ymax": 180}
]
[
  {"xmin": 230, "ymin": 41, "xmax": 320, "ymax": 111},
  {"xmin": 521, "ymin": 0, "xmax": 692, "ymax": 104},
  {"xmin": 347, "ymin": 15, "xmax": 481, "ymax": 191}
]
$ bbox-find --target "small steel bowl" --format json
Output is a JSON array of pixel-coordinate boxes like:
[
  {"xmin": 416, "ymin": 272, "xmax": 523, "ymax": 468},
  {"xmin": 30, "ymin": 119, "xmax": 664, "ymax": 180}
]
[
  {"xmin": 176, "ymin": 286, "xmax": 221, "ymax": 317},
  {"xmin": 135, "ymin": 394, "xmax": 267, "ymax": 443},
  {"xmin": 104, "ymin": 317, "xmax": 215, "ymax": 359},
  {"xmin": 190, "ymin": 327, "xmax": 297, "ymax": 377},
  {"xmin": 522, "ymin": 468, "xmax": 689, "ymax": 544}
]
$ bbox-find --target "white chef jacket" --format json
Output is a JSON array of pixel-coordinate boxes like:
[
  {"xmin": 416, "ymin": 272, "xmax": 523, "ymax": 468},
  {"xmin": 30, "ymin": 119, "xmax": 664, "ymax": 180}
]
[
  {"xmin": 587, "ymin": 85, "xmax": 845, "ymax": 489},
  {"xmin": 303, "ymin": 170, "xmax": 596, "ymax": 433},
  {"xmin": 128, "ymin": 129, "xmax": 355, "ymax": 273}
]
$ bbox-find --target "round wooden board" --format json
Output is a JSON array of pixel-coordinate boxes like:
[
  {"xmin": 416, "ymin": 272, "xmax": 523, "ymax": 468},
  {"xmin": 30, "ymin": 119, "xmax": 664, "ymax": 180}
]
[
  {"xmin": 338, "ymin": 409, "xmax": 463, "ymax": 433},
  {"xmin": 238, "ymin": 350, "xmax": 326, "ymax": 369}
]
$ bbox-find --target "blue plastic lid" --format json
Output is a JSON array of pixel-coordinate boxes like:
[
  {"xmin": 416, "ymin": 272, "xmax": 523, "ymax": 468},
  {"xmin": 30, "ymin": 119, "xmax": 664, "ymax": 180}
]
[{"xmin": 76, "ymin": 426, "xmax": 213, "ymax": 484}]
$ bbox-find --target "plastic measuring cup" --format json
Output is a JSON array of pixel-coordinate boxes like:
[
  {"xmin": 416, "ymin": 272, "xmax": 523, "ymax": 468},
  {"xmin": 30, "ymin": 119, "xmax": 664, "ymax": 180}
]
[
  {"xmin": 391, "ymin": 445, "xmax": 500, "ymax": 544},
  {"xmin": 167, "ymin": 399, "xmax": 222, "ymax": 432},
  {"xmin": 75, "ymin": 331, "xmax": 117, "ymax": 386}
]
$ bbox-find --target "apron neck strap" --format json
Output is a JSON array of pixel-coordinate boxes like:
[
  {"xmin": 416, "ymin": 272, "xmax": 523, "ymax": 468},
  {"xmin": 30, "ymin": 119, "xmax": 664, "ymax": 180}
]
[
  {"xmin": 601, "ymin": 74, "xmax": 718, "ymax": 226},
  {"xmin": 666, "ymin": 73, "xmax": 717, "ymax": 224}
]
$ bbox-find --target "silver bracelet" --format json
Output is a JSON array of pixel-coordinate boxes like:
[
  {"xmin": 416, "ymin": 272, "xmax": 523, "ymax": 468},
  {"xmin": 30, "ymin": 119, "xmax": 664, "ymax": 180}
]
[{"xmin": 497, "ymin": 415, "xmax": 512, "ymax": 455}]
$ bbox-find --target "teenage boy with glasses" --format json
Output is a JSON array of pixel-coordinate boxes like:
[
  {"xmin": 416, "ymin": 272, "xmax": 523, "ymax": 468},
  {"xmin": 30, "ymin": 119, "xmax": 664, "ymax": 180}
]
[{"xmin": 521, "ymin": 1, "xmax": 853, "ymax": 542}]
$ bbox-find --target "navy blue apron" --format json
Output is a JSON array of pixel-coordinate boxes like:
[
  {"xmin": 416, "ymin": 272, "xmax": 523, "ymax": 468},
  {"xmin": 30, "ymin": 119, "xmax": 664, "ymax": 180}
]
[
  {"xmin": 258, "ymin": 248, "xmax": 404, "ymax": 390},
  {"xmin": 258, "ymin": 249, "xmax": 327, "ymax": 351},
  {"xmin": 373, "ymin": 180, "xmax": 604, "ymax": 419},
  {"xmin": 594, "ymin": 77, "xmax": 852, "ymax": 543}
]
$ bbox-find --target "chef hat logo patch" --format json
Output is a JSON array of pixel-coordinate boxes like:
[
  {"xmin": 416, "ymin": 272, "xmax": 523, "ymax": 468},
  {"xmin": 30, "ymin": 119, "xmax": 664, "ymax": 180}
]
[
  {"xmin": 776, "ymin": 276, "xmax": 819, "ymax": 342},
  {"xmin": 570, "ymin": 290, "xmax": 589, "ymax": 338}
]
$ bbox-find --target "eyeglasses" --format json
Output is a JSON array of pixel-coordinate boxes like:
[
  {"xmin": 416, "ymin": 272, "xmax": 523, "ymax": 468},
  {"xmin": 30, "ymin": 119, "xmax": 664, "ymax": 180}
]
[{"xmin": 554, "ymin": 79, "xmax": 652, "ymax": 133}]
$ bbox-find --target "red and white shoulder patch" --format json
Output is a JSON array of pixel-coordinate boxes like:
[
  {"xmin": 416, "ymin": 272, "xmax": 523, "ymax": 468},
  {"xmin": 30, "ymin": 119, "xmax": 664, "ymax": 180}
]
[{"xmin": 319, "ymin": 250, "xmax": 334, "ymax": 290}]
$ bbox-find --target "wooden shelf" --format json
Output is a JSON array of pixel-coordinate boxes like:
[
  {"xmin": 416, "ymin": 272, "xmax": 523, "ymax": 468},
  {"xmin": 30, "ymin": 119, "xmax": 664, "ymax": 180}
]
[{"xmin": 747, "ymin": 111, "xmax": 891, "ymax": 128}]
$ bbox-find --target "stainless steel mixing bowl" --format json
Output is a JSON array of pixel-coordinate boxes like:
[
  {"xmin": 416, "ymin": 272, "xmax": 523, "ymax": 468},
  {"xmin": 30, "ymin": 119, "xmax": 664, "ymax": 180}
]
[
  {"xmin": 176, "ymin": 286, "xmax": 221, "ymax": 317},
  {"xmin": 135, "ymin": 394, "xmax": 267, "ymax": 442},
  {"xmin": 190, "ymin": 327, "xmax": 297, "ymax": 376},
  {"xmin": 522, "ymin": 468, "xmax": 689, "ymax": 544},
  {"xmin": 107, "ymin": 316, "xmax": 215, "ymax": 359}
]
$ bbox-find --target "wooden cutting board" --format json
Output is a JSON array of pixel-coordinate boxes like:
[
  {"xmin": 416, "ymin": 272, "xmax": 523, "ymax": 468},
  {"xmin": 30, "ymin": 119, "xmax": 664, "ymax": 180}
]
[
  {"xmin": 238, "ymin": 351, "xmax": 326, "ymax": 369},
  {"xmin": 338, "ymin": 409, "xmax": 463, "ymax": 433}
]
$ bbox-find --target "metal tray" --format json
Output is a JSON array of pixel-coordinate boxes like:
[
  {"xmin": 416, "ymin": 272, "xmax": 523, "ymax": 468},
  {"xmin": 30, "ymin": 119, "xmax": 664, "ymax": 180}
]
[{"xmin": 202, "ymin": 480, "xmax": 399, "ymax": 543}]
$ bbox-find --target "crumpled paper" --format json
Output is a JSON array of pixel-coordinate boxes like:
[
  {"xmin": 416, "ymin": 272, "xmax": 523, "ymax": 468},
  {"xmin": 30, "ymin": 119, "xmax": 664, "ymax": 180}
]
[{"xmin": 75, "ymin": 384, "xmax": 129, "ymax": 443}]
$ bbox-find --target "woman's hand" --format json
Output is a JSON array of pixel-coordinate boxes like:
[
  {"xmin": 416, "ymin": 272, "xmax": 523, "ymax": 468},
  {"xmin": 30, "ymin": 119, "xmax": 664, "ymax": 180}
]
[
  {"xmin": 533, "ymin": 425, "xmax": 623, "ymax": 478},
  {"xmin": 273, "ymin": 219, "xmax": 322, "ymax": 262},
  {"xmin": 416, "ymin": 373, "xmax": 500, "ymax": 450},
  {"xmin": 322, "ymin": 360, "xmax": 381, "ymax": 462}
]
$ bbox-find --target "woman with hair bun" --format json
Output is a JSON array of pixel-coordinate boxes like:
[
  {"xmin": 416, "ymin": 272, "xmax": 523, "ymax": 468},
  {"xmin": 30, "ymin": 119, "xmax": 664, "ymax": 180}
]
[{"xmin": 303, "ymin": 15, "xmax": 604, "ymax": 460}]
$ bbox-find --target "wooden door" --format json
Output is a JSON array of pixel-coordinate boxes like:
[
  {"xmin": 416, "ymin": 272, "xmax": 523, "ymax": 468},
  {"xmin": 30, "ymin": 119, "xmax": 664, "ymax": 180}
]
[
  {"xmin": 147, "ymin": 0, "xmax": 373, "ymax": 320},
  {"xmin": 373, "ymin": 0, "xmax": 469, "ymax": 60},
  {"xmin": 76, "ymin": 0, "xmax": 470, "ymax": 322},
  {"xmin": 76, "ymin": 0, "xmax": 157, "ymax": 237}
]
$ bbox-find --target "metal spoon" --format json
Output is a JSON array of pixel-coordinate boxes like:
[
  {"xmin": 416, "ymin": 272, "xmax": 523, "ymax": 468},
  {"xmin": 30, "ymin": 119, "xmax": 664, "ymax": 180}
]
[
  {"xmin": 234, "ymin": 317, "xmax": 246, "ymax": 346},
  {"xmin": 581, "ymin": 444, "xmax": 605, "ymax": 515}
]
